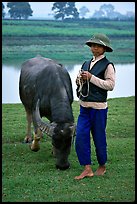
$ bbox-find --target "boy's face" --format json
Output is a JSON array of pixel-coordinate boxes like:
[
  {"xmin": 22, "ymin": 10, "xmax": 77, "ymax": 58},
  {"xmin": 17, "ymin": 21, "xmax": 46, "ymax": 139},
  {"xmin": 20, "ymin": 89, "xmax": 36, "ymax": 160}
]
[{"xmin": 90, "ymin": 43, "xmax": 106, "ymax": 57}]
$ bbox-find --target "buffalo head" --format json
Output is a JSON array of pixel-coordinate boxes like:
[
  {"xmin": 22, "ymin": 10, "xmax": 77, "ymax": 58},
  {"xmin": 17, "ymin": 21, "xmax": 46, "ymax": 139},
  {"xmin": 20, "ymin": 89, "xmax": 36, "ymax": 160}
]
[{"xmin": 32, "ymin": 99, "xmax": 75, "ymax": 170}]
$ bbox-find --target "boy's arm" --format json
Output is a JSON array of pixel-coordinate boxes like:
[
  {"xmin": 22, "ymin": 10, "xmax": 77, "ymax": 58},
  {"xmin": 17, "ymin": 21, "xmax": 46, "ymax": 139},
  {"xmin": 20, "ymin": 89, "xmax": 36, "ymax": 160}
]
[{"xmin": 90, "ymin": 64, "xmax": 115, "ymax": 91}]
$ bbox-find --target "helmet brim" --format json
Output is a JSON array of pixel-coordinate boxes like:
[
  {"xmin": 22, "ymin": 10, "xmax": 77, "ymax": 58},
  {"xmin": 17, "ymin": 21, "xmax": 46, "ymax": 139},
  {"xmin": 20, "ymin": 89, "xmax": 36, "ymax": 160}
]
[{"xmin": 86, "ymin": 40, "xmax": 113, "ymax": 52}]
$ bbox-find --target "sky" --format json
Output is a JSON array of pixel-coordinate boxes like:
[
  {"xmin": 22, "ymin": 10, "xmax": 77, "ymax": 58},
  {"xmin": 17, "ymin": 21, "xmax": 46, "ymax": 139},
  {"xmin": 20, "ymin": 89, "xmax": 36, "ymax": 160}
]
[{"xmin": 3, "ymin": 2, "xmax": 135, "ymax": 18}]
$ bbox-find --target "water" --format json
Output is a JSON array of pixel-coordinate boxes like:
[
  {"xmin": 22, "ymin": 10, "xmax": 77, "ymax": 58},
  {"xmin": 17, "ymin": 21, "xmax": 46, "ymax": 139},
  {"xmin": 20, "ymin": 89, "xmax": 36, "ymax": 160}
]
[{"xmin": 2, "ymin": 63, "xmax": 135, "ymax": 104}]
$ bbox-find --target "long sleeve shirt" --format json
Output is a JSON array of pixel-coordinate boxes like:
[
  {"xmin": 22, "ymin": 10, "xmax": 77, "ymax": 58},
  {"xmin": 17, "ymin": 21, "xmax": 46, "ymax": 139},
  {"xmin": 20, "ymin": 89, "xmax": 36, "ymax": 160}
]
[{"xmin": 79, "ymin": 55, "xmax": 116, "ymax": 109}]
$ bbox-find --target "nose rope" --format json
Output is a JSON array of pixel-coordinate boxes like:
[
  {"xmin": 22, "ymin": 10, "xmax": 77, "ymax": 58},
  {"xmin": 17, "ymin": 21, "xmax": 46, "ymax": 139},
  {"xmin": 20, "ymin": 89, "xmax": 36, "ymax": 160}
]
[{"xmin": 71, "ymin": 124, "xmax": 76, "ymax": 145}]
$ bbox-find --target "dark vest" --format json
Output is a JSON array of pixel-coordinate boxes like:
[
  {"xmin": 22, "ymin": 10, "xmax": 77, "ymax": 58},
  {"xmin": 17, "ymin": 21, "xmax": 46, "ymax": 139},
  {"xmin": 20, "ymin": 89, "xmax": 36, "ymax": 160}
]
[{"xmin": 77, "ymin": 57, "xmax": 114, "ymax": 102}]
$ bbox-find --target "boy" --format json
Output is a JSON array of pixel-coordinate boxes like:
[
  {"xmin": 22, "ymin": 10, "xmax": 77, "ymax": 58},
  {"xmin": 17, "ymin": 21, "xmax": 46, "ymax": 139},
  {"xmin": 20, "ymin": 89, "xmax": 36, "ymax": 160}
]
[{"xmin": 75, "ymin": 33, "xmax": 115, "ymax": 180}]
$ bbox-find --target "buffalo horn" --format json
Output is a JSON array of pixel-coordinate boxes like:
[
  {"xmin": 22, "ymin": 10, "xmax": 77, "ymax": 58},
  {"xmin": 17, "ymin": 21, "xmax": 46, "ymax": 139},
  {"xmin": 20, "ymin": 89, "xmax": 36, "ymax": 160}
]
[{"xmin": 33, "ymin": 99, "xmax": 57, "ymax": 137}]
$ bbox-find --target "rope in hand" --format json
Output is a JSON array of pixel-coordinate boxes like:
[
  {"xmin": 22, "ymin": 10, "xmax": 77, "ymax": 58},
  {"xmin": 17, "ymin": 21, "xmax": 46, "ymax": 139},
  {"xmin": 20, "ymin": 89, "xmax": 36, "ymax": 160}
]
[{"xmin": 77, "ymin": 70, "xmax": 90, "ymax": 98}]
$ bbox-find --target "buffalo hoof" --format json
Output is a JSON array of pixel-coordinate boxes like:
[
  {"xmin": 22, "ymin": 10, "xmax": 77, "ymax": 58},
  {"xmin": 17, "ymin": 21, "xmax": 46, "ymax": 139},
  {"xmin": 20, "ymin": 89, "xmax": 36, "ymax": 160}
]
[
  {"xmin": 56, "ymin": 164, "xmax": 70, "ymax": 170},
  {"xmin": 23, "ymin": 137, "xmax": 33, "ymax": 144},
  {"xmin": 30, "ymin": 147, "xmax": 40, "ymax": 152},
  {"xmin": 30, "ymin": 140, "xmax": 40, "ymax": 152}
]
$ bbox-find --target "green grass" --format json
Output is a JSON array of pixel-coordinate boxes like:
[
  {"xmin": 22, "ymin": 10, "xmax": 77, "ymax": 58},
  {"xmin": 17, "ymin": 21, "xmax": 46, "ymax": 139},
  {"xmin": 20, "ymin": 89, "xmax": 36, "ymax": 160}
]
[
  {"xmin": 2, "ymin": 24, "xmax": 134, "ymax": 37},
  {"xmin": 2, "ymin": 97, "xmax": 135, "ymax": 202},
  {"xmin": 2, "ymin": 19, "xmax": 135, "ymax": 36},
  {"xmin": 2, "ymin": 19, "xmax": 135, "ymax": 64}
]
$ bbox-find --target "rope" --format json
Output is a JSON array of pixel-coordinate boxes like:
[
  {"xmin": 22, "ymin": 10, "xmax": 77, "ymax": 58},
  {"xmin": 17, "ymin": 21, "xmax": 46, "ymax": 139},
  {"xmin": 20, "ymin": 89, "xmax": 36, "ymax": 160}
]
[{"xmin": 77, "ymin": 70, "xmax": 90, "ymax": 98}]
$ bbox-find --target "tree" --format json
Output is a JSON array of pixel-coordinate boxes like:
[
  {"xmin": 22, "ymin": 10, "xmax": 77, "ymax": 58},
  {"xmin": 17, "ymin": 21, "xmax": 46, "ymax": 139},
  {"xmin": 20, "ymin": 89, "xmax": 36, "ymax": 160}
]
[
  {"xmin": 65, "ymin": 2, "xmax": 79, "ymax": 19},
  {"xmin": 92, "ymin": 4, "xmax": 115, "ymax": 18},
  {"xmin": 79, "ymin": 6, "xmax": 90, "ymax": 18},
  {"xmin": 92, "ymin": 3, "xmax": 130, "ymax": 20},
  {"xmin": 100, "ymin": 4, "xmax": 115, "ymax": 17},
  {"xmin": 7, "ymin": 2, "xmax": 33, "ymax": 19},
  {"xmin": 2, "ymin": 3, "xmax": 5, "ymax": 18},
  {"xmin": 52, "ymin": 2, "xmax": 79, "ymax": 20},
  {"xmin": 92, "ymin": 9, "xmax": 105, "ymax": 19},
  {"xmin": 52, "ymin": 2, "xmax": 66, "ymax": 20}
]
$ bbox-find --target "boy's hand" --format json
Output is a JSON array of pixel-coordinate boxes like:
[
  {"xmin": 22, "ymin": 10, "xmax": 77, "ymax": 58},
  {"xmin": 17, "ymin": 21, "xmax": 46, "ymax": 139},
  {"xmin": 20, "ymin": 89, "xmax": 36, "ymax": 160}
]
[{"xmin": 81, "ymin": 71, "xmax": 92, "ymax": 80}]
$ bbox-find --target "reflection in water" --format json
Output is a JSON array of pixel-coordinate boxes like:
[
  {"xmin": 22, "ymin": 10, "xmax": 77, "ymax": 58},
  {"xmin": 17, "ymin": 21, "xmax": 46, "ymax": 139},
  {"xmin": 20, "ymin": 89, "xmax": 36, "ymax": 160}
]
[
  {"xmin": 66, "ymin": 63, "xmax": 135, "ymax": 101},
  {"xmin": 2, "ymin": 65, "xmax": 21, "ymax": 104},
  {"xmin": 2, "ymin": 63, "xmax": 135, "ymax": 104}
]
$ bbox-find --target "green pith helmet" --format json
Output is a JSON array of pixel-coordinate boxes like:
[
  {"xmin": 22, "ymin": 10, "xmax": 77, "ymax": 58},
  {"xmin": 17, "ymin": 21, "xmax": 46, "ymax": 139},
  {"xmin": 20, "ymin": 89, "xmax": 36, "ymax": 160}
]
[{"xmin": 86, "ymin": 33, "xmax": 113, "ymax": 52}]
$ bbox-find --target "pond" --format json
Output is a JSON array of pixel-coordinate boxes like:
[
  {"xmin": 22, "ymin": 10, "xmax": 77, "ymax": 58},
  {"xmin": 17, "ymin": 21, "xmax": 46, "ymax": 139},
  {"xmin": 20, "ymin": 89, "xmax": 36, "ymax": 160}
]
[{"xmin": 2, "ymin": 63, "xmax": 135, "ymax": 104}]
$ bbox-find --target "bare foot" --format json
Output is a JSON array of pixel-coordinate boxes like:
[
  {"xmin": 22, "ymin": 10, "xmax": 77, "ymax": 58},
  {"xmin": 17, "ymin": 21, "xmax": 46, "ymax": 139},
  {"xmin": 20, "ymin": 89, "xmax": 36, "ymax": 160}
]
[
  {"xmin": 95, "ymin": 165, "xmax": 106, "ymax": 176},
  {"xmin": 74, "ymin": 165, "xmax": 94, "ymax": 180}
]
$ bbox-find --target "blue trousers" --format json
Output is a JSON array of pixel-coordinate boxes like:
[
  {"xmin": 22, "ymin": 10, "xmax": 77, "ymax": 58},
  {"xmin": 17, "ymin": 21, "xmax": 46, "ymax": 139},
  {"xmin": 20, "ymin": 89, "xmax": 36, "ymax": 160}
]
[{"xmin": 75, "ymin": 105, "xmax": 108, "ymax": 166}]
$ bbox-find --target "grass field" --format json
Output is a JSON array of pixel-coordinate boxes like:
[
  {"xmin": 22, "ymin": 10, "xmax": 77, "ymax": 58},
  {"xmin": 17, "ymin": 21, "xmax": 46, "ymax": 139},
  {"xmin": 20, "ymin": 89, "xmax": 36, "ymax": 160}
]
[
  {"xmin": 2, "ymin": 19, "xmax": 135, "ymax": 64},
  {"xmin": 2, "ymin": 96, "xmax": 135, "ymax": 202}
]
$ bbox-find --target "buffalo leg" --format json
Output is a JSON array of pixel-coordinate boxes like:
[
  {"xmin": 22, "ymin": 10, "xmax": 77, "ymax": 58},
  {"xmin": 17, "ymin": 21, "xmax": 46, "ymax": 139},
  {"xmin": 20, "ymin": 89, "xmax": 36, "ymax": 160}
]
[
  {"xmin": 30, "ymin": 128, "xmax": 42, "ymax": 152},
  {"xmin": 24, "ymin": 110, "xmax": 33, "ymax": 143},
  {"xmin": 29, "ymin": 110, "xmax": 44, "ymax": 151}
]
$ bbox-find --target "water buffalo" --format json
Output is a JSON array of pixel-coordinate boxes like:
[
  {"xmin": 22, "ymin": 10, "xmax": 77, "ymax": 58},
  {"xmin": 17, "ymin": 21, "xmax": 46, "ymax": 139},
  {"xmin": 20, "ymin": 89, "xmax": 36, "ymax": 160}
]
[{"xmin": 19, "ymin": 56, "xmax": 75, "ymax": 170}]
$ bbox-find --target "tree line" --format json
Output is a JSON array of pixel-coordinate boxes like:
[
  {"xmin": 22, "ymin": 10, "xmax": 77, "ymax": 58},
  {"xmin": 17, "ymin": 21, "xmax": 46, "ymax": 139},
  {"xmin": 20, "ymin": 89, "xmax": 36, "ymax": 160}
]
[{"xmin": 2, "ymin": 2, "xmax": 135, "ymax": 20}]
